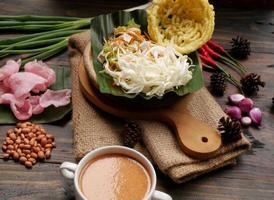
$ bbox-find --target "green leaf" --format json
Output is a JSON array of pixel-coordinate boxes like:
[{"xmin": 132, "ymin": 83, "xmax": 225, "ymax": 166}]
[
  {"xmin": 0, "ymin": 65, "xmax": 71, "ymax": 124},
  {"xmin": 89, "ymin": 9, "xmax": 203, "ymax": 100}
]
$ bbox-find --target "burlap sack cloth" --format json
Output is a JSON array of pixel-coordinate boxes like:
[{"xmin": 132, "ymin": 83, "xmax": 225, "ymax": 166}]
[{"xmin": 68, "ymin": 31, "xmax": 251, "ymax": 183}]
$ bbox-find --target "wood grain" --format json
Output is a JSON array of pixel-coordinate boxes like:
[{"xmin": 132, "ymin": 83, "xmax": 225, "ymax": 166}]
[{"xmin": 0, "ymin": 1, "xmax": 274, "ymax": 200}]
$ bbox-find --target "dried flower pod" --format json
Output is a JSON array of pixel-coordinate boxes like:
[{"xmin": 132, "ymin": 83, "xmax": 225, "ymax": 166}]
[
  {"xmin": 241, "ymin": 73, "xmax": 265, "ymax": 95},
  {"xmin": 218, "ymin": 117, "xmax": 242, "ymax": 144},
  {"xmin": 230, "ymin": 36, "xmax": 250, "ymax": 59},
  {"xmin": 210, "ymin": 71, "xmax": 227, "ymax": 96},
  {"xmin": 122, "ymin": 121, "xmax": 142, "ymax": 148}
]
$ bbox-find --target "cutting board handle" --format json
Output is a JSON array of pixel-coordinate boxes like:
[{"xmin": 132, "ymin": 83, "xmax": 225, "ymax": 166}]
[{"xmin": 161, "ymin": 111, "xmax": 222, "ymax": 159}]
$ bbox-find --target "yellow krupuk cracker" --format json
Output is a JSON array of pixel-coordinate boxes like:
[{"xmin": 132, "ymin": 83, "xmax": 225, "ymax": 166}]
[{"xmin": 147, "ymin": 0, "xmax": 215, "ymax": 54}]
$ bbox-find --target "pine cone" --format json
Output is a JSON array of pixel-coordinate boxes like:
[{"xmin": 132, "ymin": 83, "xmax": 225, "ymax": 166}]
[
  {"xmin": 210, "ymin": 72, "xmax": 227, "ymax": 96},
  {"xmin": 241, "ymin": 73, "xmax": 265, "ymax": 95},
  {"xmin": 122, "ymin": 121, "xmax": 142, "ymax": 148},
  {"xmin": 218, "ymin": 117, "xmax": 242, "ymax": 144},
  {"xmin": 230, "ymin": 36, "xmax": 251, "ymax": 59}
]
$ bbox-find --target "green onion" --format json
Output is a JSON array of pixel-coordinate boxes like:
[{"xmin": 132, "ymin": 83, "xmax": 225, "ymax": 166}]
[
  {"xmin": 0, "ymin": 21, "xmax": 66, "ymax": 27},
  {"xmin": 0, "ymin": 37, "xmax": 67, "ymax": 49},
  {"xmin": 0, "ymin": 15, "xmax": 92, "ymax": 63},
  {"xmin": 0, "ymin": 15, "xmax": 82, "ymax": 21}
]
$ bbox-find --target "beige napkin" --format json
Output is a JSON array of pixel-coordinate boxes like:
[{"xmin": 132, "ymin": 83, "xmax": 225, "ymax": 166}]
[{"xmin": 68, "ymin": 31, "xmax": 251, "ymax": 183}]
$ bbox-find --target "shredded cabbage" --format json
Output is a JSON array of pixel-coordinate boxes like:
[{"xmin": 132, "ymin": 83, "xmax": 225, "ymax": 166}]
[{"xmin": 98, "ymin": 24, "xmax": 193, "ymax": 97}]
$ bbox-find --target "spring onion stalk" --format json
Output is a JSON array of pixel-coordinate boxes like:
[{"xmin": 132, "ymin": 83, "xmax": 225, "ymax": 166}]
[
  {"xmin": 0, "ymin": 21, "xmax": 67, "ymax": 26},
  {"xmin": 0, "ymin": 15, "xmax": 82, "ymax": 21},
  {"xmin": 0, "ymin": 18, "xmax": 91, "ymax": 32},
  {"xmin": 21, "ymin": 41, "xmax": 68, "ymax": 66},
  {"xmin": 0, "ymin": 15, "xmax": 92, "ymax": 64},
  {"xmin": 0, "ymin": 37, "xmax": 67, "ymax": 49},
  {"xmin": 0, "ymin": 39, "xmax": 68, "ymax": 56}
]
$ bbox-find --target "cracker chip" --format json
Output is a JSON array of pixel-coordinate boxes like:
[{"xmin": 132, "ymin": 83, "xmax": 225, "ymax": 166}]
[{"xmin": 147, "ymin": 0, "xmax": 215, "ymax": 54}]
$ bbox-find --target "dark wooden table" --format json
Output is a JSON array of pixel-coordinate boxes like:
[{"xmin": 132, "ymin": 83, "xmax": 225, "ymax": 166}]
[{"xmin": 1, "ymin": 1, "xmax": 274, "ymax": 199}]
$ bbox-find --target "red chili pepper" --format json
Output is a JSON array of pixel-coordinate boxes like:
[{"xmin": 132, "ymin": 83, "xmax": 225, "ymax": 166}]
[
  {"xmin": 203, "ymin": 44, "xmax": 220, "ymax": 59},
  {"xmin": 199, "ymin": 54, "xmax": 217, "ymax": 67},
  {"xmin": 207, "ymin": 40, "xmax": 225, "ymax": 54},
  {"xmin": 198, "ymin": 47, "xmax": 207, "ymax": 56}
]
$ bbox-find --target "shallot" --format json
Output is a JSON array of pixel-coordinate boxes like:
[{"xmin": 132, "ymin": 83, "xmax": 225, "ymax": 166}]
[
  {"xmin": 249, "ymin": 107, "xmax": 262, "ymax": 125},
  {"xmin": 238, "ymin": 98, "xmax": 254, "ymax": 113},
  {"xmin": 240, "ymin": 116, "xmax": 252, "ymax": 126},
  {"xmin": 225, "ymin": 106, "xmax": 242, "ymax": 120},
  {"xmin": 228, "ymin": 93, "xmax": 245, "ymax": 105}
]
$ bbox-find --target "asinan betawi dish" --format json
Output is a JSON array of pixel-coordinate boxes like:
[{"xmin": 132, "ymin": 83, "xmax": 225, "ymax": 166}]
[
  {"xmin": 147, "ymin": 0, "xmax": 215, "ymax": 54},
  {"xmin": 98, "ymin": 20, "xmax": 194, "ymax": 98}
]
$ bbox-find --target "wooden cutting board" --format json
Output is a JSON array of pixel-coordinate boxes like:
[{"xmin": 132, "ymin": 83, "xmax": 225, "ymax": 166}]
[{"xmin": 78, "ymin": 43, "xmax": 222, "ymax": 159}]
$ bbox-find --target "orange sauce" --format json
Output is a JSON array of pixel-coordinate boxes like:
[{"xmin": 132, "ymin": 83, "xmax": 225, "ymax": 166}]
[{"xmin": 79, "ymin": 154, "xmax": 151, "ymax": 200}]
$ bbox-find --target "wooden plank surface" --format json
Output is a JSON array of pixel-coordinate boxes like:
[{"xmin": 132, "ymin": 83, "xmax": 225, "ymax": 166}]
[{"xmin": 0, "ymin": 1, "xmax": 274, "ymax": 200}]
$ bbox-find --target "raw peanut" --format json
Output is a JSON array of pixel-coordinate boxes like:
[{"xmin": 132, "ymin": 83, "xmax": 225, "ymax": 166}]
[
  {"xmin": 22, "ymin": 149, "xmax": 31, "ymax": 154},
  {"xmin": 38, "ymin": 151, "xmax": 45, "ymax": 160},
  {"xmin": 31, "ymin": 128, "xmax": 37, "ymax": 133},
  {"xmin": 41, "ymin": 137, "xmax": 47, "ymax": 147},
  {"xmin": 14, "ymin": 144, "xmax": 18, "ymax": 150},
  {"xmin": 3, "ymin": 153, "xmax": 10, "ymax": 160},
  {"xmin": 34, "ymin": 141, "xmax": 37, "ymax": 147},
  {"xmin": 7, "ymin": 129, "xmax": 14, "ymax": 134},
  {"xmin": 3, "ymin": 141, "xmax": 7, "ymax": 145},
  {"xmin": 45, "ymin": 144, "xmax": 53, "ymax": 149},
  {"xmin": 30, "ymin": 152, "xmax": 38, "ymax": 159},
  {"xmin": 13, "ymin": 152, "xmax": 19, "ymax": 160},
  {"xmin": 28, "ymin": 132, "xmax": 34, "ymax": 138},
  {"xmin": 24, "ymin": 138, "xmax": 30, "ymax": 144},
  {"xmin": 46, "ymin": 133, "xmax": 54, "ymax": 140},
  {"xmin": 16, "ymin": 122, "xmax": 22, "ymax": 128},
  {"xmin": 19, "ymin": 143, "xmax": 24, "ymax": 148},
  {"xmin": 28, "ymin": 157, "xmax": 36, "ymax": 164},
  {"xmin": 9, "ymin": 150, "xmax": 14, "ymax": 156},
  {"xmin": 19, "ymin": 156, "xmax": 27, "ymax": 164},
  {"xmin": 17, "ymin": 149, "xmax": 22, "ymax": 154},
  {"xmin": 25, "ymin": 161, "xmax": 32, "ymax": 168},
  {"xmin": 52, "ymin": 142, "xmax": 56, "ymax": 148},
  {"xmin": 15, "ymin": 128, "xmax": 22, "ymax": 134},
  {"xmin": 26, "ymin": 154, "xmax": 31, "ymax": 159},
  {"xmin": 45, "ymin": 150, "xmax": 51, "ymax": 159},
  {"xmin": 2, "ymin": 145, "xmax": 7, "ymax": 151},
  {"xmin": 30, "ymin": 138, "xmax": 35, "ymax": 146},
  {"xmin": 6, "ymin": 139, "xmax": 14, "ymax": 145},
  {"xmin": 7, "ymin": 145, "xmax": 14, "ymax": 150},
  {"xmin": 9, "ymin": 133, "xmax": 16, "ymax": 141},
  {"xmin": 20, "ymin": 134, "xmax": 25, "ymax": 139},
  {"xmin": 25, "ymin": 122, "xmax": 31, "ymax": 126},
  {"xmin": 37, "ymin": 135, "xmax": 44, "ymax": 141},
  {"xmin": 47, "ymin": 139, "xmax": 53, "ymax": 144},
  {"xmin": 6, "ymin": 149, "xmax": 11, "ymax": 154},
  {"xmin": 20, "ymin": 123, "xmax": 27, "ymax": 128},
  {"xmin": 33, "ymin": 147, "xmax": 40, "ymax": 153},
  {"xmin": 19, "ymin": 153, "xmax": 26, "ymax": 157},
  {"xmin": 40, "ymin": 128, "xmax": 46, "ymax": 134},
  {"xmin": 23, "ymin": 144, "xmax": 31, "ymax": 149},
  {"xmin": 22, "ymin": 128, "xmax": 30, "ymax": 134},
  {"xmin": 15, "ymin": 138, "xmax": 21, "ymax": 144}
]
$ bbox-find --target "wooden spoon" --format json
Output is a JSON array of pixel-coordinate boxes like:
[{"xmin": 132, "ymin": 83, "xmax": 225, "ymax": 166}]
[{"xmin": 79, "ymin": 43, "xmax": 221, "ymax": 159}]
